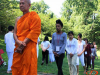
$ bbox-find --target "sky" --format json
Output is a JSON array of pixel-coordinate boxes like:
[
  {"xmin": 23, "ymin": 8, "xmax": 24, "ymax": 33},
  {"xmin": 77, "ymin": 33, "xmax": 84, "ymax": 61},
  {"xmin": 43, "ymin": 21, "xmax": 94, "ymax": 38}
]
[{"xmin": 31, "ymin": 0, "xmax": 65, "ymax": 17}]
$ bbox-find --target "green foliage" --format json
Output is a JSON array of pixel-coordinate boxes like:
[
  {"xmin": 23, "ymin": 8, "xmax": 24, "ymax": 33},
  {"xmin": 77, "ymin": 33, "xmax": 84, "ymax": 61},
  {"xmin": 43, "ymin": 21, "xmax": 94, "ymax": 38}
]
[
  {"xmin": 31, "ymin": 0, "xmax": 49, "ymax": 14},
  {"xmin": 1, "ymin": 0, "xmax": 100, "ymax": 44},
  {"xmin": 61, "ymin": 0, "xmax": 100, "ymax": 44},
  {"xmin": 0, "ymin": 0, "xmax": 19, "ymax": 33}
]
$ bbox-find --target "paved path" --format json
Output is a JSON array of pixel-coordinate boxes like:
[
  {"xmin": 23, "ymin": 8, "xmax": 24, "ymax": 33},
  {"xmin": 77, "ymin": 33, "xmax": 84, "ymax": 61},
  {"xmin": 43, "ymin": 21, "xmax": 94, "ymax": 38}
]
[{"xmin": 38, "ymin": 72, "xmax": 55, "ymax": 75}]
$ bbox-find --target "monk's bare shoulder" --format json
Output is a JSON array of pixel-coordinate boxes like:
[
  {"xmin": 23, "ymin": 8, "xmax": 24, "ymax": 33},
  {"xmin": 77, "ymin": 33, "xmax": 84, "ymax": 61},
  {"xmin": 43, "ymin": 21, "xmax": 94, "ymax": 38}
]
[
  {"xmin": 16, "ymin": 16, "xmax": 21, "ymax": 22},
  {"xmin": 15, "ymin": 16, "xmax": 21, "ymax": 28}
]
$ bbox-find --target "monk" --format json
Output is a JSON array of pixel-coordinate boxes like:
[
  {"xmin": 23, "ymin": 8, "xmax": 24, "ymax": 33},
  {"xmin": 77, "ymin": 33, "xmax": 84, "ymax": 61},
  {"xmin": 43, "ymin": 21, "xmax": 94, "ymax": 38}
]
[{"xmin": 11, "ymin": 0, "xmax": 41, "ymax": 75}]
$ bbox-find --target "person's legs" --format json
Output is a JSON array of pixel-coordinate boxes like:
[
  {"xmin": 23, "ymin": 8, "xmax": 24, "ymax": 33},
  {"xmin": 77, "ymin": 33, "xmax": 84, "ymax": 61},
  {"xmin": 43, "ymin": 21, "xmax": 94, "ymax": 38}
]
[
  {"xmin": 84, "ymin": 56, "xmax": 87, "ymax": 67},
  {"xmin": 76, "ymin": 56, "xmax": 79, "ymax": 75},
  {"xmin": 72, "ymin": 54, "xmax": 77, "ymax": 75},
  {"xmin": 7, "ymin": 52, "xmax": 14, "ymax": 72},
  {"xmin": 45, "ymin": 50, "xmax": 49, "ymax": 65},
  {"xmin": 87, "ymin": 56, "xmax": 91, "ymax": 70},
  {"xmin": 79, "ymin": 54, "xmax": 86, "ymax": 74},
  {"xmin": 49, "ymin": 53, "xmax": 51, "ymax": 62},
  {"xmin": 55, "ymin": 56, "xmax": 59, "ymax": 71},
  {"xmin": 67, "ymin": 54, "xmax": 72, "ymax": 75},
  {"xmin": 52, "ymin": 53, "xmax": 55, "ymax": 62},
  {"xmin": 92, "ymin": 56, "xmax": 95, "ymax": 69},
  {"xmin": 37, "ymin": 45, "xmax": 39, "ymax": 58},
  {"xmin": 41, "ymin": 51, "xmax": 45, "ymax": 65},
  {"xmin": 57, "ymin": 53, "xmax": 64, "ymax": 75},
  {"xmin": 50, "ymin": 53, "xmax": 55, "ymax": 62}
]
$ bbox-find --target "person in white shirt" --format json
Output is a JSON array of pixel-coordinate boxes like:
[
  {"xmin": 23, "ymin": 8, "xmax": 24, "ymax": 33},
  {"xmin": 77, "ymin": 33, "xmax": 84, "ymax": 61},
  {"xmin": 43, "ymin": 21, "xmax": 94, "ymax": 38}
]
[
  {"xmin": 4, "ymin": 26, "xmax": 15, "ymax": 73},
  {"xmin": 41, "ymin": 36, "xmax": 50, "ymax": 65},
  {"xmin": 37, "ymin": 37, "xmax": 40, "ymax": 58},
  {"xmin": 93, "ymin": 42, "xmax": 98, "ymax": 59},
  {"xmin": 48, "ymin": 40, "xmax": 55, "ymax": 63},
  {"xmin": 66, "ymin": 31, "xmax": 78, "ymax": 75},
  {"xmin": 77, "ymin": 33, "xmax": 86, "ymax": 75}
]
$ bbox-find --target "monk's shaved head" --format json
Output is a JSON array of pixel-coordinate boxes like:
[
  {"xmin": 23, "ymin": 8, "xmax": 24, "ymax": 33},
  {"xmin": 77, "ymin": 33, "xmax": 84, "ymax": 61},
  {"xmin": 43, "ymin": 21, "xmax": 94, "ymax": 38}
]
[
  {"xmin": 26, "ymin": 0, "xmax": 31, "ymax": 4},
  {"xmin": 20, "ymin": 0, "xmax": 31, "ymax": 12},
  {"xmin": 20, "ymin": 0, "xmax": 31, "ymax": 4}
]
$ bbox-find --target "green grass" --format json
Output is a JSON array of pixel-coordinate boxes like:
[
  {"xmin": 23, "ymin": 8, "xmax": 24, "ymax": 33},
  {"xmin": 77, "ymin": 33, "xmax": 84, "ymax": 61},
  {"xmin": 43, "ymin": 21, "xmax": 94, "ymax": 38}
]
[{"xmin": 0, "ymin": 34, "xmax": 100, "ymax": 75}]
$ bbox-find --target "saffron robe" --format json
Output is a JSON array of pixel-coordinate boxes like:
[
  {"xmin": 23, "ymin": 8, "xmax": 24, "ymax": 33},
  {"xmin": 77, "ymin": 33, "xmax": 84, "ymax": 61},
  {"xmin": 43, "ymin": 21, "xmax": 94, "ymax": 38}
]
[{"xmin": 11, "ymin": 11, "xmax": 41, "ymax": 75}]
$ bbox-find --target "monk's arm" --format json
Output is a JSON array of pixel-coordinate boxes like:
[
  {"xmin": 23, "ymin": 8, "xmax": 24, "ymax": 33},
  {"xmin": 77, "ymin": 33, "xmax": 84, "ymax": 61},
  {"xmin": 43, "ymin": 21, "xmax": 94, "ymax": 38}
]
[
  {"xmin": 13, "ymin": 17, "xmax": 22, "ymax": 46},
  {"xmin": 23, "ymin": 38, "xmax": 30, "ymax": 44}
]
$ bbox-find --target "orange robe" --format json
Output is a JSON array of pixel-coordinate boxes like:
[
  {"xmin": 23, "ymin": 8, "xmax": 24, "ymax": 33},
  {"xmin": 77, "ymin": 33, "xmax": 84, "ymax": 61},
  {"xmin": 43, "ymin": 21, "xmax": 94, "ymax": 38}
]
[{"xmin": 11, "ymin": 11, "xmax": 41, "ymax": 75}]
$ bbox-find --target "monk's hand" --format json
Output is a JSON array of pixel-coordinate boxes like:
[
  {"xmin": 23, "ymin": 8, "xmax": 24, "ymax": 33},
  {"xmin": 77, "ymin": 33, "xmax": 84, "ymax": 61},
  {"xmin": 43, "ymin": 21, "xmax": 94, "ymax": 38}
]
[
  {"xmin": 15, "ymin": 42, "xmax": 26, "ymax": 53},
  {"xmin": 16, "ymin": 40, "xmax": 23, "ymax": 46}
]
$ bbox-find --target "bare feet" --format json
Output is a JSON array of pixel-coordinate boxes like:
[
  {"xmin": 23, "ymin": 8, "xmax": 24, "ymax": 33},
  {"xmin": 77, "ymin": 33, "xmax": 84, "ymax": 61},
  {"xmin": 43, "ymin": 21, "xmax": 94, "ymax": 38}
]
[
  {"xmin": 77, "ymin": 73, "xmax": 79, "ymax": 75},
  {"xmin": 7, "ymin": 70, "xmax": 12, "ymax": 73},
  {"xmin": 84, "ymin": 70, "xmax": 86, "ymax": 74}
]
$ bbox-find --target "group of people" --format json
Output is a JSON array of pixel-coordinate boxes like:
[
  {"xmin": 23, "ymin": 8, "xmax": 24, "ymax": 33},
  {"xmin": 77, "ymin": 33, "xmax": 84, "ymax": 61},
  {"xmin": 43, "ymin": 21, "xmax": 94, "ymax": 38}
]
[
  {"xmin": 40, "ymin": 19, "xmax": 98, "ymax": 75},
  {"xmin": 2, "ymin": 0, "xmax": 98, "ymax": 75}
]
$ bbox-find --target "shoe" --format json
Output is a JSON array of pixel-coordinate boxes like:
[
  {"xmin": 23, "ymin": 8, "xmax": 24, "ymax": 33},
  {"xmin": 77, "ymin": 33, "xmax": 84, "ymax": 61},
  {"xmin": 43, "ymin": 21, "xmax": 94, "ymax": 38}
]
[{"xmin": 41, "ymin": 61, "xmax": 44, "ymax": 65}]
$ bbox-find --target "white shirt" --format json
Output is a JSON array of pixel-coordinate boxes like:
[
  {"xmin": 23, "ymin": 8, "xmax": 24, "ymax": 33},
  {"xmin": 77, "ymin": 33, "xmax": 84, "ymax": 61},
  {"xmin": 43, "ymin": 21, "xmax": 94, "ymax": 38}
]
[
  {"xmin": 4, "ymin": 32, "xmax": 15, "ymax": 52},
  {"xmin": 66, "ymin": 38, "xmax": 78, "ymax": 54},
  {"xmin": 77, "ymin": 40, "xmax": 85, "ymax": 54},
  {"xmin": 41, "ymin": 41, "xmax": 50, "ymax": 50}
]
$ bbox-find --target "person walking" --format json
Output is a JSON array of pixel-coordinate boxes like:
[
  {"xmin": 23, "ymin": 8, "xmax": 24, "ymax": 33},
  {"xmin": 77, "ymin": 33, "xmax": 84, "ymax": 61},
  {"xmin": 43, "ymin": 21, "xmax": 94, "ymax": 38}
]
[
  {"xmin": 66, "ymin": 31, "xmax": 78, "ymax": 75},
  {"xmin": 52, "ymin": 19, "xmax": 67, "ymax": 75},
  {"xmin": 4, "ymin": 26, "xmax": 15, "ymax": 73},
  {"xmin": 76, "ymin": 33, "xmax": 86, "ymax": 75}
]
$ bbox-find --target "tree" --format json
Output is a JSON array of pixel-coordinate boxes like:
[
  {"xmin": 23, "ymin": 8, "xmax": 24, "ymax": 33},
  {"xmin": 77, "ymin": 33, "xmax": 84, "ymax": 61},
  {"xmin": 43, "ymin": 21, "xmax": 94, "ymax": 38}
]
[{"xmin": 31, "ymin": 0, "xmax": 49, "ymax": 14}]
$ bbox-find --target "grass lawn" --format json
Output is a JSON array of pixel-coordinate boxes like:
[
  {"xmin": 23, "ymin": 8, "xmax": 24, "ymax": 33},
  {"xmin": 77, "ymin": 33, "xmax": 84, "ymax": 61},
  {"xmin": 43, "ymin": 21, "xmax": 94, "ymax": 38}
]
[{"xmin": 0, "ymin": 34, "xmax": 100, "ymax": 75}]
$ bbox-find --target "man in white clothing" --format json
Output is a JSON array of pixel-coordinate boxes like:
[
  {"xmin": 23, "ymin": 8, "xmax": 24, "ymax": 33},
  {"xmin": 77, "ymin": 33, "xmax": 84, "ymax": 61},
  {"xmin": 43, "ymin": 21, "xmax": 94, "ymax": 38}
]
[
  {"xmin": 4, "ymin": 26, "xmax": 15, "ymax": 73},
  {"xmin": 66, "ymin": 31, "xmax": 78, "ymax": 75}
]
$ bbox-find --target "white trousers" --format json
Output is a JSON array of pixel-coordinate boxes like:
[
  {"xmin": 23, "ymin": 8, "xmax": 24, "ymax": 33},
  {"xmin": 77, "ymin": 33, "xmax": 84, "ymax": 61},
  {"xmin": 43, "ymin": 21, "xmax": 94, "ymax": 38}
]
[
  {"xmin": 77, "ymin": 54, "xmax": 85, "ymax": 66},
  {"xmin": 49, "ymin": 53, "xmax": 55, "ymax": 62},
  {"xmin": 7, "ymin": 52, "xmax": 14, "ymax": 71},
  {"xmin": 67, "ymin": 54, "xmax": 77, "ymax": 75},
  {"xmin": 37, "ymin": 45, "xmax": 39, "ymax": 58}
]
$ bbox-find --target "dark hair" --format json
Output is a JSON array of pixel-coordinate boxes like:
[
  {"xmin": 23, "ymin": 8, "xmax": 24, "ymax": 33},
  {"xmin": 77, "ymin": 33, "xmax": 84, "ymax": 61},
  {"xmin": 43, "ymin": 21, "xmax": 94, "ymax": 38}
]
[
  {"xmin": 68, "ymin": 31, "xmax": 74, "ymax": 35},
  {"xmin": 78, "ymin": 33, "xmax": 82, "ymax": 38},
  {"xmin": 91, "ymin": 43, "xmax": 94, "ymax": 48},
  {"xmin": 44, "ymin": 36, "xmax": 49, "ymax": 41},
  {"xmin": 50, "ymin": 40, "xmax": 52, "ymax": 43},
  {"xmin": 56, "ymin": 19, "xmax": 63, "ymax": 27},
  {"xmin": 8, "ymin": 26, "xmax": 14, "ymax": 31},
  {"xmin": 84, "ymin": 38, "xmax": 88, "ymax": 43}
]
